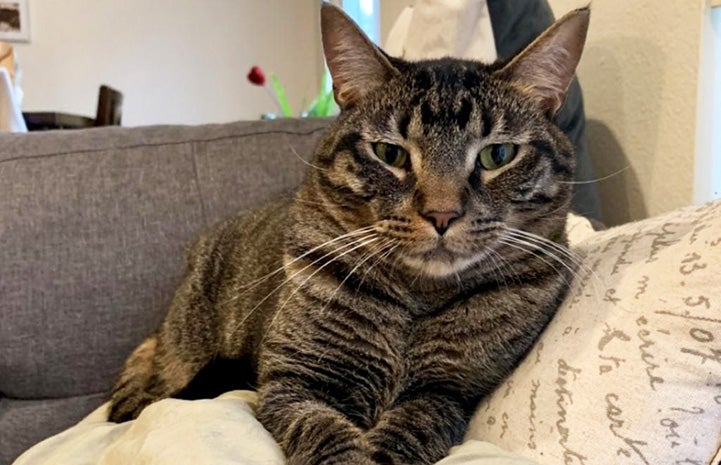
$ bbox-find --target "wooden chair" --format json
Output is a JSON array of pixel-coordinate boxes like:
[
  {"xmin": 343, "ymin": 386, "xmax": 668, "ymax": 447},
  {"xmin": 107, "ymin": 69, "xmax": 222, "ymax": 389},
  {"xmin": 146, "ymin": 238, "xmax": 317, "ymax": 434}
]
[
  {"xmin": 24, "ymin": 85, "xmax": 124, "ymax": 130},
  {"xmin": 94, "ymin": 84, "xmax": 123, "ymax": 126}
]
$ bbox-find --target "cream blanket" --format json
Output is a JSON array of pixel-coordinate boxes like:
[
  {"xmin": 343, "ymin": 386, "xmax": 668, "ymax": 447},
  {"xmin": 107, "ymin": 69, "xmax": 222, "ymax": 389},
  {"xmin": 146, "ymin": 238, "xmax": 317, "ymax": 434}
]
[{"xmin": 13, "ymin": 391, "xmax": 540, "ymax": 465}]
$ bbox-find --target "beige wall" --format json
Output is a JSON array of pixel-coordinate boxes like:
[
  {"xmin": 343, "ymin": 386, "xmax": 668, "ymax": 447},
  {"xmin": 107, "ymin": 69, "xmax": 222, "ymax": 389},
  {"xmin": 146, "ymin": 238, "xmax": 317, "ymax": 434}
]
[
  {"xmin": 14, "ymin": 0, "xmax": 323, "ymax": 126},
  {"xmin": 549, "ymin": 0, "xmax": 705, "ymax": 225}
]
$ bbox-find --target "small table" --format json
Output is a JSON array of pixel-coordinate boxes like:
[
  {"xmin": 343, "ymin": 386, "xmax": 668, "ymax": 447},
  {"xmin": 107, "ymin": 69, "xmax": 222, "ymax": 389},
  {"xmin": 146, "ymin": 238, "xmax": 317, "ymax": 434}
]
[{"xmin": 23, "ymin": 112, "xmax": 95, "ymax": 131}]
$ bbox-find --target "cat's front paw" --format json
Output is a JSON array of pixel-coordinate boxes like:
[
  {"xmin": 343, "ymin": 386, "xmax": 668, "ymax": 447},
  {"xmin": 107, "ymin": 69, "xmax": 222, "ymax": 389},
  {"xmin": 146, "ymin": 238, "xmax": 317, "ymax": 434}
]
[
  {"xmin": 108, "ymin": 385, "xmax": 153, "ymax": 423},
  {"xmin": 367, "ymin": 437, "xmax": 433, "ymax": 465},
  {"xmin": 370, "ymin": 449, "xmax": 397, "ymax": 465}
]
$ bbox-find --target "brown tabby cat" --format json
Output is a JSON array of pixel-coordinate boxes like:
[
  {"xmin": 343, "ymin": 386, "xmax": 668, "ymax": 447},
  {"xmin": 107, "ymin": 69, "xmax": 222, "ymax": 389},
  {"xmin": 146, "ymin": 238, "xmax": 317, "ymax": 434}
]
[{"xmin": 109, "ymin": 5, "xmax": 589, "ymax": 465}]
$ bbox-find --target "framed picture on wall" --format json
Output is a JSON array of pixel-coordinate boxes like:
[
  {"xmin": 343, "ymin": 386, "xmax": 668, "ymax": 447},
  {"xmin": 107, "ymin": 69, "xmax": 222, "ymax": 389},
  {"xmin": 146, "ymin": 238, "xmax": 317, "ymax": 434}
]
[{"xmin": 0, "ymin": 0, "xmax": 30, "ymax": 42}]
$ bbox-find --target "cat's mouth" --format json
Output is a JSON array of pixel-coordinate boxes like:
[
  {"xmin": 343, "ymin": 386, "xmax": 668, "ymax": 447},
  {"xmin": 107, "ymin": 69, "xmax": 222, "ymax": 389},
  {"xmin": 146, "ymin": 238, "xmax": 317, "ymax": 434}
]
[
  {"xmin": 399, "ymin": 241, "xmax": 491, "ymax": 278},
  {"xmin": 400, "ymin": 252, "xmax": 486, "ymax": 278},
  {"xmin": 378, "ymin": 218, "xmax": 504, "ymax": 278}
]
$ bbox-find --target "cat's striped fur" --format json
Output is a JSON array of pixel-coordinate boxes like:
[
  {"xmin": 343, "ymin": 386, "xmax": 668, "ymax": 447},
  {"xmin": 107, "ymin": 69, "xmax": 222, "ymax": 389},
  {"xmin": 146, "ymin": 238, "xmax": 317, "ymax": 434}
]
[{"xmin": 109, "ymin": 5, "xmax": 589, "ymax": 465}]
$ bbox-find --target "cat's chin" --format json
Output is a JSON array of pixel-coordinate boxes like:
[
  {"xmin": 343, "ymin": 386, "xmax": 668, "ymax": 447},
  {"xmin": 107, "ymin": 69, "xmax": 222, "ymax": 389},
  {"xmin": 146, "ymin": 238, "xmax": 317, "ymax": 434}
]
[{"xmin": 400, "ymin": 253, "xmax": 483, "ymax": 279}]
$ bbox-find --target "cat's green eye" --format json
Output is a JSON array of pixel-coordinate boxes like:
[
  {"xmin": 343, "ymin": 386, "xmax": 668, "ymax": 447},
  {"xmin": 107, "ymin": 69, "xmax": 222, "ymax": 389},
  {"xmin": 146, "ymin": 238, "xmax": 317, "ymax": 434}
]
[
  {"xmin": 372, "ymin": 142, "xmax": 409, "ymax": 169},
  {"xmin": 478, "ymin": 143, "xmax": 519, "ymax": 170}
]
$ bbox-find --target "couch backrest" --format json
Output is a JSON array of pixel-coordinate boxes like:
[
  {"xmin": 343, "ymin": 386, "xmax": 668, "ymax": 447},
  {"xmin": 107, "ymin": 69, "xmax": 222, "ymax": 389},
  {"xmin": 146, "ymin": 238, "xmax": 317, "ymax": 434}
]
[{"xmin": 0, "ymin": 118, "xmax": 327, "ymax": 411}]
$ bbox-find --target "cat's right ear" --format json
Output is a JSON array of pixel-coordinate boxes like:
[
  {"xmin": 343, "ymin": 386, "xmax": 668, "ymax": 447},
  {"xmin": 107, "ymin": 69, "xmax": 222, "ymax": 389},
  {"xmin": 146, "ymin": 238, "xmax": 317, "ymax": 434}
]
[
  {"xmin": 495, "ymin": 7, "xmax": 590, "ymax": 116},
  {"xmin": 321, "ymin": 3, "xmax": 399, "ymax": 110}
]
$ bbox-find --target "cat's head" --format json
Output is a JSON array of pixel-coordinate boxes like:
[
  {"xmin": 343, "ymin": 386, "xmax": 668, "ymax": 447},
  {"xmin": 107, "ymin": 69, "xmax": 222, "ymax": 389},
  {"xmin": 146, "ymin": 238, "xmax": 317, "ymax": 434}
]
[{"xmin": 294, "ymin": 4, "xmax": 589, "ymax": 280}]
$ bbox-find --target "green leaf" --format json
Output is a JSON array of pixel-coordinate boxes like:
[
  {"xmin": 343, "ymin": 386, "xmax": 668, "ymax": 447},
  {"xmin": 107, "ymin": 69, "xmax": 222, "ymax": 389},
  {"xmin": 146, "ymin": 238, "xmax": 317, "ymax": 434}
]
[
  {"xmin": 270, "ymin": 73, "xmax": 293, "ymax": 117},
  {"xmin": 302, "ymin": 71, "xmax": 339, "ymax": 118}
]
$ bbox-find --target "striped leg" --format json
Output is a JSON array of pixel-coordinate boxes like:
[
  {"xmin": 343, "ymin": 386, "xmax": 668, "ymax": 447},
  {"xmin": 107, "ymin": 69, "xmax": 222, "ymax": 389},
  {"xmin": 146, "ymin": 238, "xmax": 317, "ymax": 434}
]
[
  {"xmin": 257, "ymin": 383, "xmax": 374, "ymax": 465},
  {"xmin": 109, "ymin": 265, "xmax": 219, "ymax": 422},
  {"xmin": 366, "ymin": 393, "xmax": 471, "ymax": 465},
  {"xmin": 108, "ymin": 329, "xmax": 213, "ymax": 422}
]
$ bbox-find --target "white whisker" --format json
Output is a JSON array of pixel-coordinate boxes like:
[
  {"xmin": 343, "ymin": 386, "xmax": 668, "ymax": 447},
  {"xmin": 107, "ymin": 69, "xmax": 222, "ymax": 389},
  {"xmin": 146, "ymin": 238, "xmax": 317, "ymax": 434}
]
[
  {"xmin": 230, "ymin": 234, "xmax": 377, "ymax": 334},
  {"xmin": 504, "ymin": 227, "xmax": 605, "ymax": 298},
  {"xmin": 506, "ymin": 228, "xmax": 585, "ymax": 267},
  {"xmin": 356, "ymin": 240, "xmax": 399, "ymax": 294},
  {"xmin": 484, "ymin": 247, "xmax": 512, "ymax": 291},
  {"xmin": 222, "ymin": 225, "xmax": 376, "ymax": 302},
  {"xmin": 319, "ymin": 239, "xmax": 395, "ymax": 317},
  {"xmin": 558, "ymin": 165, "xmax": 629, "ymax": 185},
  {"xmin": 261, "ymin": 236, "xmax": 381, "ymax": 342},
  {"xmin": 498, "ymin": 237, "xmax": 576, "ymax": 294},
  {"xmin": 286, "ymin": 138, "xmax": 327, "ymax": 171}
]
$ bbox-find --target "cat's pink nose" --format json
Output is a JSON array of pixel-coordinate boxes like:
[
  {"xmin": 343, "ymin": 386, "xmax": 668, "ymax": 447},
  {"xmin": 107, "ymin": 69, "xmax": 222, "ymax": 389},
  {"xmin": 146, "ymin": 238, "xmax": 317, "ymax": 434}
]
[{"xmin": 421, "ymin": 210, "xmax": 463, "ymax": 235}]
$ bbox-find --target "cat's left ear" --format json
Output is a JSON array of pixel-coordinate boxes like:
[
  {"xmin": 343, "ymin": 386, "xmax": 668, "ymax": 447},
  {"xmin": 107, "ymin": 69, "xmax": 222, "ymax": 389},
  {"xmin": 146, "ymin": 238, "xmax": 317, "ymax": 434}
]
[
  {"xmin": 321, "ymin": 3, "xmax": 399, "ymax": 110},
  {"xmin": 496, "ymin": 7, "xmax": 590, "ymax": 116}
]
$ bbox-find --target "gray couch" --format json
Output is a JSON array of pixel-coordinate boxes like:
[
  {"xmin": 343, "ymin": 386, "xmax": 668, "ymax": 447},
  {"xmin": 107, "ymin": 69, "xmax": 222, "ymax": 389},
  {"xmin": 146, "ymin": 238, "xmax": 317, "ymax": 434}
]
[{"xmin": 0, "ymin": 119, "xmax": 330, "ymax": 464}]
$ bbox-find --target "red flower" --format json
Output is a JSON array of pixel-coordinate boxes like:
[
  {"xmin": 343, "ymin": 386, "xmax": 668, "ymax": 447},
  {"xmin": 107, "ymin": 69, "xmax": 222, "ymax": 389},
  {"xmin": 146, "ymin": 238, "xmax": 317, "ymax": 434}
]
[{"xmin": 247, "ymin": 66, "xmax": 266, "ymax": 86}]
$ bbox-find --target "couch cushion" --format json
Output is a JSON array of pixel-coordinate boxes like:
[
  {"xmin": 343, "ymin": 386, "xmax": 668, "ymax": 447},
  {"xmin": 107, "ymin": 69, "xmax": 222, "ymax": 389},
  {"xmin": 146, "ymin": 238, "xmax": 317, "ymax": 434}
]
[
  {"xmin": 0, "ymin": 393, "xmax": 108, "ymax": 465},
  {"xmin": 0, "ymin": 118, "xmax": 329, "ymax": 464}
]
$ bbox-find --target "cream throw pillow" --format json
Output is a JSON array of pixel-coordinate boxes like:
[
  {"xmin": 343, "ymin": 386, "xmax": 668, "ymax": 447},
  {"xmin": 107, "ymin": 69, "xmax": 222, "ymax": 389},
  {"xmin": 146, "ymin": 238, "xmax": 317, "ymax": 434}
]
[{"xmin": 467, "ymin": 200, "xmax": 721, "ymax": 465}]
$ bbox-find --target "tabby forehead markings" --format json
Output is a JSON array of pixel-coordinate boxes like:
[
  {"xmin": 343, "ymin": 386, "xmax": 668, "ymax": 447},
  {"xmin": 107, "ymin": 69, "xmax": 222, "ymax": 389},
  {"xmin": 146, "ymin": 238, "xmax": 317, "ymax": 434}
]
[
  {"xmin": 398, "ymin": 113, "xmax": 411, "ymax": 140},
  {"xmin": 481, "ymin": 111, "xmax": 495, "ymax": 138},
  {"xmin": 414, "ymin": 92, "xmax": 483, "ymax": 134},
  {"xmin": 406, "ymin": 142, "xmax": 425, "ymax": 180},
  {"xmin": 359, "ymin": 107, "xmax": 540, "ymax": 187},
  {"xmin": 457, "ymin": 98, "xmax": 473, "ymax": 131}
]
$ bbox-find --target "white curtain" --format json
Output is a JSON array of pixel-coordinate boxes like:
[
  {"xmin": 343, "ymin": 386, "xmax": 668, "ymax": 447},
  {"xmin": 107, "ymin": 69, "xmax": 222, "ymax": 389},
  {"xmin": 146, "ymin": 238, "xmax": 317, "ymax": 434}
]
[{"xmin": 384, "ymin": 0, "xmax": 497, "ymax": 63}]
